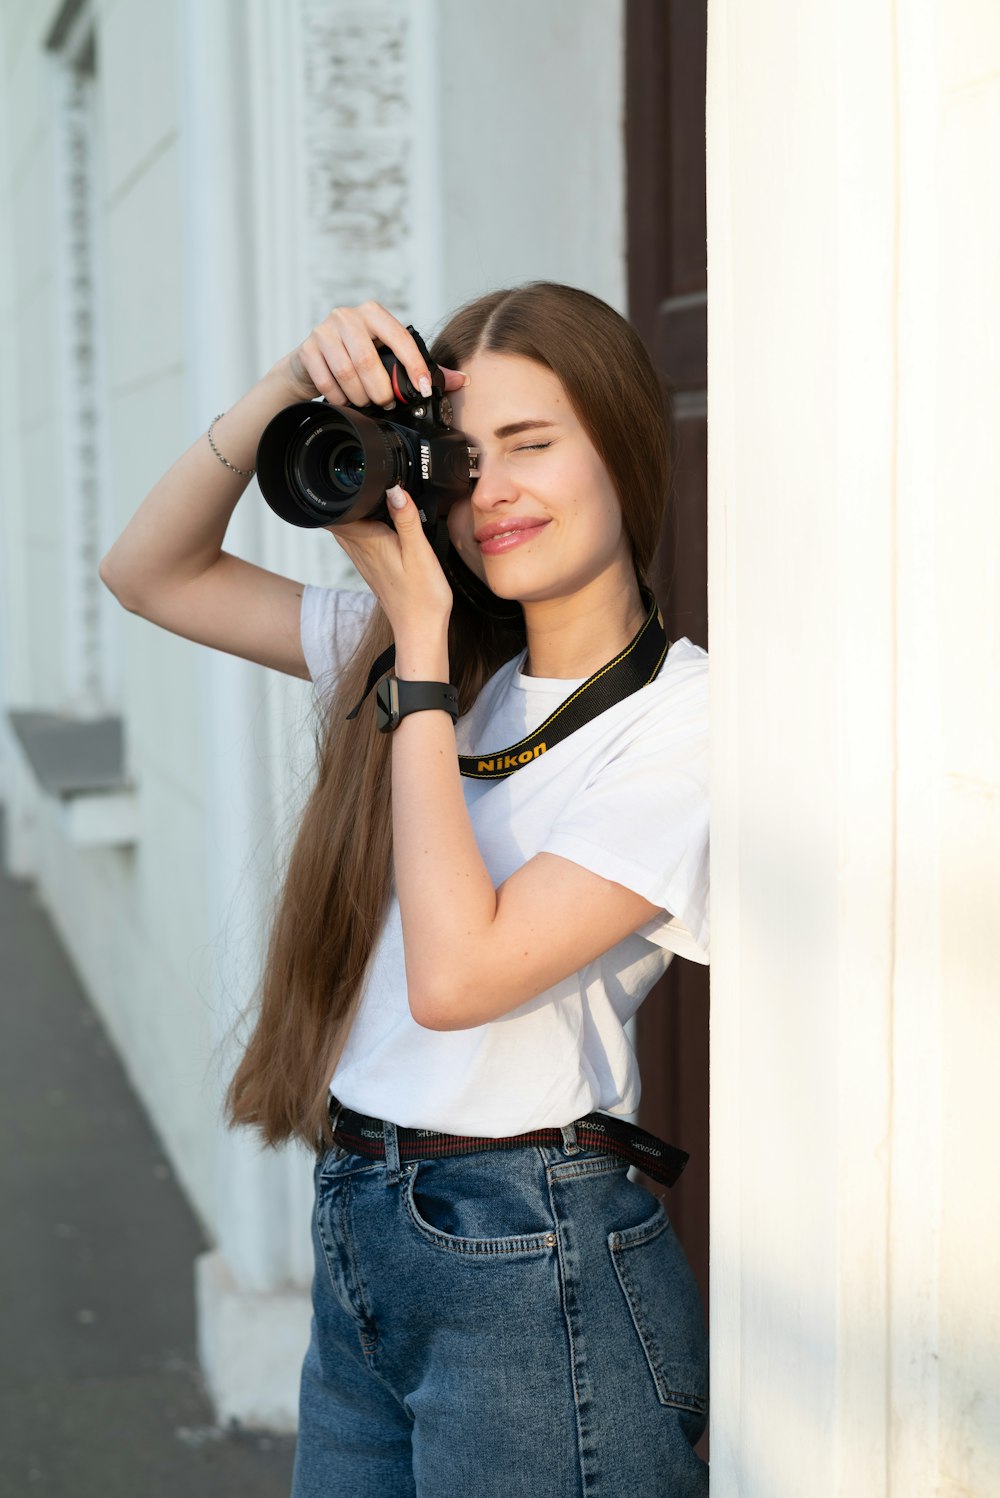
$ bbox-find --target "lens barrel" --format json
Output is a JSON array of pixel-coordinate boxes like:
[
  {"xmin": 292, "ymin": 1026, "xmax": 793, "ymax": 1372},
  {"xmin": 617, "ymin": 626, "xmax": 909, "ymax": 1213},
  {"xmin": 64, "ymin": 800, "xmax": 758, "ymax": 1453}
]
[{"xmin": 256, "ymin": 403, "xmax": 415, "ymax": 528}]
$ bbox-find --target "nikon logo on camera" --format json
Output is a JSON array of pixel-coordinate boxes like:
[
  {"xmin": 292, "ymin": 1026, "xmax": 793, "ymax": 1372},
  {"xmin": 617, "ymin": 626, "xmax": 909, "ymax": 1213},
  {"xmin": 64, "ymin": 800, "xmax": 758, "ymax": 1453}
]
[
  {"xmin": 475, "ymin": 744, "xmax": 547, "ymax": 774},
  {"xmin": 420, "ymin": 440, "xmax": 431, "ymax": 480}
]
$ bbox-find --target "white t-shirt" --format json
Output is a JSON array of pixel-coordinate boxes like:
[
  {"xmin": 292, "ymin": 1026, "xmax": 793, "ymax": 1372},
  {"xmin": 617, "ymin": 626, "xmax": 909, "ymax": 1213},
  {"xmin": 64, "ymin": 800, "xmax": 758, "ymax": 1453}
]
[{"xmin": 300, "ymin": 584, "xmax": 709, "ymax": 1137}]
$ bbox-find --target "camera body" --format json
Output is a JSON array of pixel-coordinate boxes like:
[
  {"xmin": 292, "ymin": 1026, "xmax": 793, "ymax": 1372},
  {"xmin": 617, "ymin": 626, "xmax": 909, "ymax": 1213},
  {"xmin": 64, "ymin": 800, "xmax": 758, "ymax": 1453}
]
[{"xmin": 255, "ymin": 326, "xmax": 478, "ymax": 533}]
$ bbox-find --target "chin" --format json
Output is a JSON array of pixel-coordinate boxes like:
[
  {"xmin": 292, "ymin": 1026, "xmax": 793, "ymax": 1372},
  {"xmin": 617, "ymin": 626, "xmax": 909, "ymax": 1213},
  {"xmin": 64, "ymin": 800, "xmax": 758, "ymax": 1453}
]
[
  {"xmin": 480, "ymin": 573, "xmax": 524, "ymax": 600},
  {"xmin": 479, "ymin": 559, "xmax": 530, "ymax": 598},
  {"xmin": 481, "ymin": 568, "xmax": 561, "ymax": 605},
  {"xmin": 475, "ymin": 540, "xmax": 585, "ymax": 603}
]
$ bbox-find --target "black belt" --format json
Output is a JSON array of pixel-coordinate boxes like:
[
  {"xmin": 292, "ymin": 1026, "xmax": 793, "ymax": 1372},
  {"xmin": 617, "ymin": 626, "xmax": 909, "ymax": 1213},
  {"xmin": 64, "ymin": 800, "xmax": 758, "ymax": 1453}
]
[{"xmin": 322, "ymin": 1096, "xmax": 689, "ymax": 1188}]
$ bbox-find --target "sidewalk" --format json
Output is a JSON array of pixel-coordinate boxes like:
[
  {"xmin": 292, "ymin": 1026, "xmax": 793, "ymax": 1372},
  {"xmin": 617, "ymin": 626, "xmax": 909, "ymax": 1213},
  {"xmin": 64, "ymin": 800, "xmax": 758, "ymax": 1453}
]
[{"xmin": 0, "ymin": 809, "xmax": 296, "ymax": 1498}]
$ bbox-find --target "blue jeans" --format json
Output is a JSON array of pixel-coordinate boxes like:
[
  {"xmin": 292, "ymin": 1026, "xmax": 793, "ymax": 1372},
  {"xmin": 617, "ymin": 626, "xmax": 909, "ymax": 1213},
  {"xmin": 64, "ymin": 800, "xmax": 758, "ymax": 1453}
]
[{"xmin": 291, "ymin": 1118, "xmax": 709, "ymax": 1497}]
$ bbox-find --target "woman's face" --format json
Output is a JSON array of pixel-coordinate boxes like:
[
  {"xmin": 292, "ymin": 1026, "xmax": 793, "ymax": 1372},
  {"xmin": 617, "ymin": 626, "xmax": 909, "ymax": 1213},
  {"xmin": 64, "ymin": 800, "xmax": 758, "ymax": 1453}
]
[{"xmin": 445, "ymin": 351, "xmax": 632, "ymax": 605}]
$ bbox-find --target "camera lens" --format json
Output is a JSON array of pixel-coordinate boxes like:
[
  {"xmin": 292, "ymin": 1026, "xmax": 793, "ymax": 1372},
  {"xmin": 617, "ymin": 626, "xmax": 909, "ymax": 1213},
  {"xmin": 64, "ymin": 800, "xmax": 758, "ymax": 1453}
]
[
  {"xmin": 327, "ymin": 438, "xmax": 366, "ymax": 493},
  {"xmin": 256, "ymin": 401, "xmax": 415, "ymax": 528}
]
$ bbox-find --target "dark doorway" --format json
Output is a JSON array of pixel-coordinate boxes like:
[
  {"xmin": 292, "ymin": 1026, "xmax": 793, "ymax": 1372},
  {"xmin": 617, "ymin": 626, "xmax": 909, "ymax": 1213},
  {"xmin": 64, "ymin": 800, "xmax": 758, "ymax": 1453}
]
[{"xmin": 625, "ymin": 0, "xmax": 710, "ymax": 1460}]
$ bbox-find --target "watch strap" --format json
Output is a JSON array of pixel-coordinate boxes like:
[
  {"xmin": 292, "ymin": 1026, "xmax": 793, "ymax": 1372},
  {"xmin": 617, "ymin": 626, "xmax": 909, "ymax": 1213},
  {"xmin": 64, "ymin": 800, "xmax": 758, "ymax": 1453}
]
[{"xmin": 375, "ymin": 677, "xmax": 459, "ymax": 733}]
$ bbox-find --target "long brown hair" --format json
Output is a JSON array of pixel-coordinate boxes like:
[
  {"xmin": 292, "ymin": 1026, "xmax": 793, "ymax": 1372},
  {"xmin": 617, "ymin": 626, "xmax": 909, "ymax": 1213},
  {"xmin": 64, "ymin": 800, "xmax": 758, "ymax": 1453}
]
[{"xmin": 223, "ymin": 281, "xmax": 671, "ymax": 1153}]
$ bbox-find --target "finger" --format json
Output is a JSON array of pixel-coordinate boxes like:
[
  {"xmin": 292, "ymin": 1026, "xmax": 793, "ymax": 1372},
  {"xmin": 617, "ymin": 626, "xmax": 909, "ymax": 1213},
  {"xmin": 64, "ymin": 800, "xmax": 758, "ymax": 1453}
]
[
  {"xmin": 337, "ymin": 315, "xmax": 400, "ymax": 409},
  {"xmin": 353, "ymin": 302, "xmax": 437, "ymax": 398},
  {"xmin": 313, "ymin": 326, "xmax": 372, "ymax": 408},
  {"xmin": 440, "ymin": 366, "xmax": 471, "ymax": 392},
  {"xmin": 299, "ymin": 340, "xmax": 349, "ymax": 405},
  {"xmin": 287, "ymin": 346, "xmax": 320, "ymax": 398},
  {"xmin": 386, "ymin": 484, "xmax": 424, "ymax": 539}
]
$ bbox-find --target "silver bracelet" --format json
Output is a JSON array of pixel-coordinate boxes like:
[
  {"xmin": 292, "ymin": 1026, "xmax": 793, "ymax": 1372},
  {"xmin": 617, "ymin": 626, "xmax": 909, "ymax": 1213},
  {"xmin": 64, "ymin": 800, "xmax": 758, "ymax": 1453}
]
[{"xmin": 207, "ymin": 412, "xmax": 255, "ymax": 477}]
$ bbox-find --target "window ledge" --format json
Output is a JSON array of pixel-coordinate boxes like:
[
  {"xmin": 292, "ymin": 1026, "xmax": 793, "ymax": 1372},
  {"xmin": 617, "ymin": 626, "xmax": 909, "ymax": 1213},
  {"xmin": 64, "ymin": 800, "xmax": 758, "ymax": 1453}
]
[{"xmin": 7, "ymin": 710, "xmax": 139, "ymax": 849}]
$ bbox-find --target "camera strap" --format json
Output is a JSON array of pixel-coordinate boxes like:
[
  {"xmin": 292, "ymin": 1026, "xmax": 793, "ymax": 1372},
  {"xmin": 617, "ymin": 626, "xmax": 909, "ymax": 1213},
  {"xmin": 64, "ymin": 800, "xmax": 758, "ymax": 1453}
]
[
  {"xmin": 347, "ymin": 585, "xmax": 670, "ymax": 781},
  {"xmin": 458, "ymin": 584, "xmax": 669, "ymax": 780}
]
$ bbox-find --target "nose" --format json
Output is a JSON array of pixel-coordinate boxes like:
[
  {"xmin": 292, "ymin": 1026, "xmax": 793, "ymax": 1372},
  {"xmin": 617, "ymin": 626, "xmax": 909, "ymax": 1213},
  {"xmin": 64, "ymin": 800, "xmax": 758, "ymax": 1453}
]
[{"xmin": 469, "ymin": 449, "xmax": 518, "ymax": 511}]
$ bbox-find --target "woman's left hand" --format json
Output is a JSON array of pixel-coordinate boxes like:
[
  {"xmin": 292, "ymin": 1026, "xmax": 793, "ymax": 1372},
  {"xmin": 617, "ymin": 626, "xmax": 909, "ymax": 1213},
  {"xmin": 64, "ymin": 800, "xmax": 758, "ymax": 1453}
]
[{"xmin": 326, "ymin": 485, "xmax": 453, "ymax": 645}]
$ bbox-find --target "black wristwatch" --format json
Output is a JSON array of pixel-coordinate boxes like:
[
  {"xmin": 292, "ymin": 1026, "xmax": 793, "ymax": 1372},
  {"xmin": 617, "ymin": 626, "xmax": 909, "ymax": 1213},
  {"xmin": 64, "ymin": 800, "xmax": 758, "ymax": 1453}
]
[{"xmin": 375, "ymin": 677, "xmax": 460, "ymax": 734}]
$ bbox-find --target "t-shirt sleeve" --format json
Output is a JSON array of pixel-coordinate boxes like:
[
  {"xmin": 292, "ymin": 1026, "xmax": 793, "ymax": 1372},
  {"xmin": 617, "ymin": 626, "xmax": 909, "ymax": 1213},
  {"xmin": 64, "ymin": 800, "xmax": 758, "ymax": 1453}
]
[
  {"xmin": 300, "ymin": 583, "xmax": 377, "ymax": 699},
  {"xmin": 539, "ymin": 676, "xmax": 710, "ymax": 964}
]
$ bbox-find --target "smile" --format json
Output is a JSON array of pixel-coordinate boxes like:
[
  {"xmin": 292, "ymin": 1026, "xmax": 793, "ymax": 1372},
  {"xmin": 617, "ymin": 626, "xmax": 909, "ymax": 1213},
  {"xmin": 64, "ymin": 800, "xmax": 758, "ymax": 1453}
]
[{"xmin": 476, "ymin": 521, "xmax": 550, "ymax": 555}]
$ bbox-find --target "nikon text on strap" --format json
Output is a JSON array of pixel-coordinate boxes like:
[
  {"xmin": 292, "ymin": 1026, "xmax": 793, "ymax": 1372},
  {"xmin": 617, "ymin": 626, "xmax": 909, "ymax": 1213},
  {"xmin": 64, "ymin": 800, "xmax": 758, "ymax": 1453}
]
[{"xmin": 461, "ymin": 584, "xmax": 669, "ymax": 780}]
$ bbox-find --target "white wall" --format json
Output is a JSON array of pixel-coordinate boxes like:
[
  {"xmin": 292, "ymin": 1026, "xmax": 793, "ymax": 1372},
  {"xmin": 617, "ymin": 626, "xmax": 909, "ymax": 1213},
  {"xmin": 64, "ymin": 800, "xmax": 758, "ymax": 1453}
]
[
  {"xmin": 707, "ymin": 0, "xmax": 1000, "ymax": 1491},
  {"xmin": 435, "ymin": 0, "xmax": 626, "ymax": 316}
]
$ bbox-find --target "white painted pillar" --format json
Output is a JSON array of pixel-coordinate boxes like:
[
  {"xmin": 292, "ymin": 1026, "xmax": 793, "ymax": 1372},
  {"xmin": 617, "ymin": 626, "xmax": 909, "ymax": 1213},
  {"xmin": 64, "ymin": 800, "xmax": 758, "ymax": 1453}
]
[
  {"xmin": 175, "ymin": 0, "xmax": 313, "ymax": 1432},
  {"xmin": 0, "ymin": 11, "xmax": 27, "ymax": 826},
  {"xmin": 707, "ymin": 0, "xmax": 1000, "ymax": 1492}
]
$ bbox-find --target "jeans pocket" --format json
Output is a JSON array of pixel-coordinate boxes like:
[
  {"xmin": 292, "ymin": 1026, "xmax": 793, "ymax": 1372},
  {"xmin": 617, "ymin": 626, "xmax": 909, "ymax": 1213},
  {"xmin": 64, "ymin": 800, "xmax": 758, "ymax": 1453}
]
[
  {"xmin": 403, "ymin": 1155, "xmax": 558, "ymax": 1258},
  {"xmin": 545, "ymin": 1147, "xmax": 630, "ymax": 1182},
  {"xmin": 608, "ymin": 1199, "xmax": 709, "ymax": 1423}
]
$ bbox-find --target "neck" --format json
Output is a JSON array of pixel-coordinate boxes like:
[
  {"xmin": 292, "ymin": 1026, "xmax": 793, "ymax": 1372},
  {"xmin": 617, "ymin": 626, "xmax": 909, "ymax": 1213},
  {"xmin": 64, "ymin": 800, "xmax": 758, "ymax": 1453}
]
[{"xmin": 521, "ymin": 571, "xmax": 646, "ymax": 679}]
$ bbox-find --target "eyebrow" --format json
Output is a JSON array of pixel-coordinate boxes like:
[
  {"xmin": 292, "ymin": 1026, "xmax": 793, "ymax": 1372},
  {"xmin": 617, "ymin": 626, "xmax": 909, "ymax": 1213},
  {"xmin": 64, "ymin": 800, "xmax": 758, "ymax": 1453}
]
[{"xmin": 491, "ymin": 419, "xmax": 559, "ymax": 439}]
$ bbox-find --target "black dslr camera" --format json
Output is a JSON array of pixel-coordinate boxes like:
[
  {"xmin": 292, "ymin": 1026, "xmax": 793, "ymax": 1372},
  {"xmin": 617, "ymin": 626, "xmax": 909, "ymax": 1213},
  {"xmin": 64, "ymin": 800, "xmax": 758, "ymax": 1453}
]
[{"xmin": 255, "ymin": 326, "xmax": 479, "ymax": 550}]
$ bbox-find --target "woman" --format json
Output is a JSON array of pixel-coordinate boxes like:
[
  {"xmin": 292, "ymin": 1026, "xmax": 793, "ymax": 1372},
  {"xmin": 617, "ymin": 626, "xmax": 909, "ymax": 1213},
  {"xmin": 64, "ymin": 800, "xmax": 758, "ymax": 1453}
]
[{"xmin": 100, "ymin": 282, "xmax": 710, "ymax": 1496}]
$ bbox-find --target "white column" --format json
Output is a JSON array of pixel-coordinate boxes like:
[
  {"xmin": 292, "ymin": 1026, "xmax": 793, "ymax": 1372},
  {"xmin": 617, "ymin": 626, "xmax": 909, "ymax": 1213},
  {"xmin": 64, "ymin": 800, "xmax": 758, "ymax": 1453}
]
[
  {"xmin": 708, "ymin": 2, "xmax": 893, "ymax": 1488},
  {"xmin": 889, "ymin": 3, "xmax": 1000, "ymax": 1491},
  {"xmin": 707, "ymin": 0, "xmax": 1000, "ymax": 1492},
  {"xmin": 0, "ymin": 12, "xmax": 25, "ymax": 823},
  {"xmin": 176, "ymin": 0, "xmax": 313, "ymax": 1432}
]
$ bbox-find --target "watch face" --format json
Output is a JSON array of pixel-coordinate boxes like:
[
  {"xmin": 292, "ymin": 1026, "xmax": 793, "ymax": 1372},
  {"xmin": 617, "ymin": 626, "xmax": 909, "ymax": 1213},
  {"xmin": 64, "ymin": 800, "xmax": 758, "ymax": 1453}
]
[{"xmin": 375, "ymin": 677, "xmax": 398, "ymax": 733}]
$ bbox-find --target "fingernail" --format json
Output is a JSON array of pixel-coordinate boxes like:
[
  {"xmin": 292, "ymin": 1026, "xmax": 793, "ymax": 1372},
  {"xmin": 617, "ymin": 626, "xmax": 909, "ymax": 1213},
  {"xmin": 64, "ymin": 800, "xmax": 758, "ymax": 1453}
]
[
  {"xmin": 459, "ymin": 372, "xmax": 471, "ymax": 386},
  {"xmin": 387, "ymin": 484, "xmax": 407, "ymax": 509},
  {"xmin": 418, "ymin": 375, "xmax": 433, "ymax": 398},
  {"xmin": 382, "ymin": 398, "xmax": 397, "ymax": 410}
]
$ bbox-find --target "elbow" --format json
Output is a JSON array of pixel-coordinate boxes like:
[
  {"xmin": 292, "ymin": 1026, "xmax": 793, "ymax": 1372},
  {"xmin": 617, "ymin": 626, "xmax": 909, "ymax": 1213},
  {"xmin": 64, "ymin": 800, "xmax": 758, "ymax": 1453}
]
[
  {"xmin": 409, "ymin": 991, "xmax": 452, "ymax": 1031},
  {"xmin": 98, "ymin": 556, "xmax": 138, "ymax": 612},
  {"xmin": 407, "ymin": 955, "xmax": 527, "ymax": 1029},
  {"xmin": 98, "ymin": 554, "xmax": 121, "ymax": 598},
  {"xmin": 408, "ymin": 977, "xmax": 473, "ymax": 1032}
]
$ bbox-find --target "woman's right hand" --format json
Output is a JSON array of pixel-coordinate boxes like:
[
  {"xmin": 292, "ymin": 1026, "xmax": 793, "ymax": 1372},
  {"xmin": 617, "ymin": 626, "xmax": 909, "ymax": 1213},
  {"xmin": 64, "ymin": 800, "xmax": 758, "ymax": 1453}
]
[{"xmin": 282, "ymin": 300, "xmax": 469, "ymax": 407}]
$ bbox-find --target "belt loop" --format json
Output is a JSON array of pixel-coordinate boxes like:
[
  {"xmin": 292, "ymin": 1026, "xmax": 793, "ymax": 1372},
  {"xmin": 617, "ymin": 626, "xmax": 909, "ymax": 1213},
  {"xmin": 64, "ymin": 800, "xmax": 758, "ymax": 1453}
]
[
  {"xmin": 560, "ymin": 1121, "xmax": 580, "ymax": 1156},
  {"xmin": 383, "ymin": 1118, "xmax": 401, "ymax": 1184},
  {"xmin": 325, "ymin": 1097, "xmax": 348, "ymax": 1161}
]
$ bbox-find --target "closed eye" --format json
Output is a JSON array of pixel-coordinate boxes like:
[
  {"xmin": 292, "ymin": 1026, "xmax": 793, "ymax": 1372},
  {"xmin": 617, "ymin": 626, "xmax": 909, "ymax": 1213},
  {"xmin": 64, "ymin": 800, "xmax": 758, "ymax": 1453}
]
[{"xmin": 515, "ymin": 442, "xmax": 551, "ymax": 452}]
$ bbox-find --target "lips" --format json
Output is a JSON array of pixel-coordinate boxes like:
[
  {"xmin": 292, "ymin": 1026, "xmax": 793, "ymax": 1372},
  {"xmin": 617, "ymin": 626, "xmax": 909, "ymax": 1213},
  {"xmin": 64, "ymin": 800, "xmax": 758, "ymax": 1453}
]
[{"xmin": 476, "ymin": 521, "xmax": 550, "ymax": 557}]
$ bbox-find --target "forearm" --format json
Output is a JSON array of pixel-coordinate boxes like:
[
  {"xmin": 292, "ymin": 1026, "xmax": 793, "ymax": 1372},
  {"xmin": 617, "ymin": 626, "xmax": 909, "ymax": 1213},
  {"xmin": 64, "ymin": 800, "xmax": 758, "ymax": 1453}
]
[
  {"xmin": 391, "ymin": 628, "xmax": 498, "ymax": 1022},
  {"xmin": 99, "ymin": 355, "xmax": 304, "ymax": 604}
]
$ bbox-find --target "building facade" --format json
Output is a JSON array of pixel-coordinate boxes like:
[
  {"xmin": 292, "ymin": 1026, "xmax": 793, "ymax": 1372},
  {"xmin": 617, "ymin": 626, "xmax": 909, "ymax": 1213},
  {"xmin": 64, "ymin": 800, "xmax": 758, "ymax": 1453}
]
[
  {"xmin": 0, "ymin": 0, "xmax": 632, "ymax": 1437},
  {"xmin": 1, "ymin": 0, "xmax": 997, "ymax": 1491}
]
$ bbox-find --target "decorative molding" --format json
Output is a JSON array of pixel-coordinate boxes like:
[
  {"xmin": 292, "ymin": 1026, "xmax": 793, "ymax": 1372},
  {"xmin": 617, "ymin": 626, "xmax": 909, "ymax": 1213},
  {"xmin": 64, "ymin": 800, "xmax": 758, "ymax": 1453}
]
[
  {"xmin": 44, "ymin": 0, "xmax": 90, "ymax": 53},
  {"xmin": 49, "ymin": 9, "xmax": 118, "ymax": 715},
  {"xmin": 246, "ymin": 2, "xmax": 429, "ymax": 985},
  {"xmin": 296, "ymin": 0, "xmax": 414, "ymax": 325}
]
